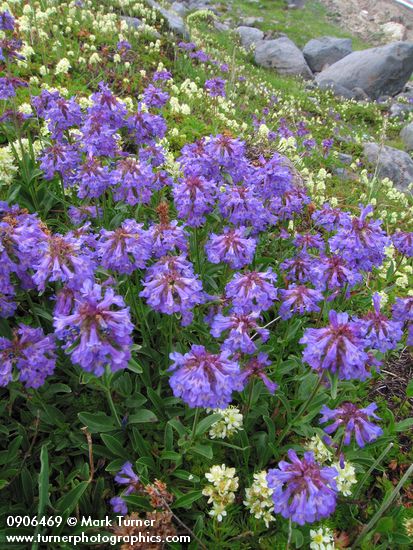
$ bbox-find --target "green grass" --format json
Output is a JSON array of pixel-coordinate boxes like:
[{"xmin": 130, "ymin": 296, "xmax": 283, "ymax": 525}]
[{"xmin": 231, "ymin": 0, "xmax": 368, "ymax": 49}]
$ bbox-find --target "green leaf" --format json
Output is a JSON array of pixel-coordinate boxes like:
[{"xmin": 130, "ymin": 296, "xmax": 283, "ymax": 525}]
[
  {"xmin": 160, "ymin": 451, "xmax": 182, "ymax": 462},
  {"xmin": 128, "ymin": 409, "xmax": 158, "ymax": 424},
  {"xmin": 406, "ymin": 379, "xmax": 413, "ymax": 398},
  {"xmin": 394, "ymin": 418, "xmax": 413, "ymax": 432},
  {"xmin": 128, "ymin": 358, "xmax": 143, "ymax": 374},
  {"xmin": 78, "ymin": 412, "xmax": 116, "ymax": 433},
  {"xmin": 195, "ymin": 414, "xmax": 222, "ymax": 437},
  {"xmin": 173, "ymin": 490, "xmax": 203, "ymax": 509},
  {"xmin": 33, "ymin": 445, "xmax": 49, "ymax": 550},
  {"xmin": 38, "ymin": 445, "xmax": 49, "ymax": 515},
  {"xmin": 375, "ymin": 516, "xmax": 394, "ymax": 534},
  {"xmin": 191, "ymin": 443, "xmax": 213, "ymax": 460},
  {"xmin": 101, "ymin": 434, "xmax": 129, "ymax": 459},
  {"xmin": 56, "ymin": 481, "xmax": 89, "ymax": 515}
]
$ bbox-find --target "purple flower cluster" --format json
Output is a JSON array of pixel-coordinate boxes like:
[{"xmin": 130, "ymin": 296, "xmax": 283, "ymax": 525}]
[
  {"xmin": 97, "ymin": 220, "xmax": 152, "ymax": 274},
  {"xmin": 140, "ymin": 255, "xmax": 205, "ymax": 326},
  {"xmin": 267, "ymin": 450, "xmax": 338, "ymax": 525},
  {"xmin": 0, "ymin": 325, "xmax": 56, "ymax": 388},
  {"xmin": 54, "ymin": 280, "xmax": 133, "ymax": 375},
  {"xmin": 300, "ymin": 310, "xmax": 370, "ymax": 380},
  {"xmin": 206, "ymin": 227, "xmax": 256, "ymax": 269},
  {"xmin": 168, "ymin": 344, "xmax": 242, "ymax": 408},
  {"xmin": 320, "ymin": 402, "xmax": 383, "ymax": 447}
]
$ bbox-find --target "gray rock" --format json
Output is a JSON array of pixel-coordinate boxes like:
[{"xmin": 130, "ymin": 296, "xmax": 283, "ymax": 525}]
[
  {"xmin": 286, "ymin": 0, "xmax": 307, "ymax": 7},
  {"xmin": 316, "ymin": 42, "xmax": 413, "ymax": 100},
  {"xmin": 214, "ymin": 20, "xmax": 230, "ymax": 32},
  {"xmin": 363, "ymin": 142, "xmax": 413, "ymax": 191},
  {"xmin": 146, "ymin": 0, "xmax": 189, "ymax": 38},
  {"xmin": 236, "ymin": 26, "xmax": 264, "ymax": 49},
  {"xmin": 121, "ymin": 16, "xmax": 143, "ymax": 29},
  {"xmin": 241, "ymin": 16, "xmax": 263, "ymax": 26},
  {"xmin": 254, "ymin": 37, "xmax": 313, "ymax": 79},
  {"xmin": 338, "ymin": 153, "xmax": 353, "ymax": 164},
  {"xmin": 389, "ymin": 102, "xmax": 413, "ymax": 119},
  {"xmin": 401, "ymin": 123, "xmax": 413, "ymax": 151},
  {"xmin": 171, "ymin": 2, "xmax": 188, "ymax": 16},
  {"xmin": 303, "ymin": 36, "xmax": 352, "ymax": 72}
]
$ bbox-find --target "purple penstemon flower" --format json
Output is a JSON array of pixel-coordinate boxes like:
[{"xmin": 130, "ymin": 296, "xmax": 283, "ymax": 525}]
[
  {"xmin": 38, "ymin": 143, "xmax": 81, "ymax": 181},
  {"xmin": 112, "ymin": 157, "xmax": 155, "ymax": 206},
  {"xmin": 149, "ymin": 220, "xmax": 189, "ymax": 257},
  {"xmin": 225, "ymin": 269, "xmax": 278, "ymax": 314},
  {"xmin": 68, "ymin": 205, "xmax": 102, "ymax": 225},
  {"xmin": 300, "ymin": 310, "xmax": 370, "ymax": 380},
  {"xmin": 140, "ymin": 255, "xmax": 205, "ymax": 326},
  {"xmin": 0, "ymin": 76, "xmax": 27, "ymax": 100},
  {"xmin": 142, "ymin": 84, "xmax": 169, "ymax": 109},
  {"xmin": 279, "ymin": 285, "xmax": 323, "ymax": 320},
  {"xmin": 126, "ymin": 108, "xmax": 167, "ymax": 146},
  {"xmin": 0, "ymin": 324, "xmax": 56, "ymax": 388},
  {"xmin": 32, "ymin": 233, "xmax": 96, "ymax": 291},
  {"xmin": 204, "ymin": 77, "xmax": 226, "ymax": 98},
  {"xmin": 97, "ymin": 220, "xmax": 152, "ymax": 275},
  {"xmin": 173, "ymin": 175, "xmax": 217, "ymax": 227},
  {"xmin": 280, "ymin": 252, "xmax": 315, "ymax": 283},
  {"xmin": 293, "ymin": 232, "xmax": 325, "ymax": 251},
  {"xmin": 329, "ymin": 204, "xmax": 389, "ymax": 271},
  {"xmin": 114, "ymin": 462, "xmax": 140, "ymax": 495},
  {"xmin": 75, "ymin": 156, "xmax": 114, "ymax": 199},
  {"xmin": 266, "ymin": 450, "xmax": 338, "ymax": 525},
  {"xmin": 359, "ymin": 293, "xmax": 403, "ymax": 353},
  {"xmin": 0, "ymin": 11, "xmax": 14, "ymax": 31},
  {"xmin": 392, "ymin": 231, "xmax": 413, "ymax": 257},
  {"xmin": 312, "ymin": 203, "xmax": 350, "ymax": 231},
  {"xmin": 241, "ymin": 352, "xmax": 278, "ymax": 393},
  {"xmin": 54, "ymin": 280, "xmax": 133, "ymax": 376},
  {"xmin": 168, "ymin": 344, "xmax": 242, "ymax": 409},
  {"xmin": 205, "ymin": 226, "xmax": 256, "ymax": 269},
  {"xmin": 309, "ymin": 254, "xmax": 362, "ymax": 292},
  {"xmin": 320, "ymin": 402, "xmax": 383, "ymax": 447},
  {"xmin": 392, "ymin": 297, "xmax": 413, "ymax": 346},
  {"xmin": 210, "ymin": 311, "xmax": 269, "ymax": 354},
  {"xmin": 110, "ymin": 496, "xmax": 128, "ymax": 515}
]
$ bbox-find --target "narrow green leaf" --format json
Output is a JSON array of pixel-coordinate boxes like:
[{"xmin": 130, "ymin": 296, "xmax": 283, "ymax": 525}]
[{"xmin": 56, "ymin": 481, "xmax": 89, "ymax": 515}]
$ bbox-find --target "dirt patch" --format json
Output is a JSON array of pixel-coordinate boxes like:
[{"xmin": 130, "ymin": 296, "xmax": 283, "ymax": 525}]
[
  {"xmin": 368, "ymin": 348, "xmax": 413, "ymax": 452},
  {"xmin": 319, "ymin": 0, "xmax": 413, "ymax": 44}
]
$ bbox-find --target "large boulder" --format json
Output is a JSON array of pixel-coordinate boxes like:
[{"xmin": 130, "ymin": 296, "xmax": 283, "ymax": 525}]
[
  {"xmin": 363, "ymin": 142, "xmax": 413, "ymax": 191},
  {"xmin": 316, "ymin": 42, "xmax": 413, "ymax": 100},
  {"xmin": 254, "ymin": 37, "xmax": 313, "ymax": 79},
  {"xmin": 236, "ymin": 26, "xmax": 264, "ymax": 49},
  {"xmin": 303, "ymin": 36, "xmax": 352, "ymax": 72},
  {"xmin": 401, "ymin": 123, "xmax": 413, "ymax": 152}
]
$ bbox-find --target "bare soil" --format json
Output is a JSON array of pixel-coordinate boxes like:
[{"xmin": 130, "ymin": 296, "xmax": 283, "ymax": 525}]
[{"xmin": 319, "ymin": 0, "xmax": 413, "ymax": 44}]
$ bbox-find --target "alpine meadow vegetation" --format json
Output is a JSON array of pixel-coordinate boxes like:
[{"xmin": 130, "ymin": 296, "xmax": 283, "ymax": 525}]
[{"xmin": 0, "ymin": 0, "xmax": 412, "ymax": 549}]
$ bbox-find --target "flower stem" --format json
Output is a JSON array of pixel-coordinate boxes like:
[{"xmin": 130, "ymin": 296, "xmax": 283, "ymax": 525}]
[
  {"xmin": 353, "ymin": 462, "xmax": 413, "ymax": 547},
  {"xmin": 104, "ymin": 373, "xmax": 121, "ymax": 428},
  {"xmin": 277, "ymin": 374, "xmax": 324, "ymax": 446},
  {"xmin": 190, "ymin": 408, "xmax": 200, "ymax": 443}
]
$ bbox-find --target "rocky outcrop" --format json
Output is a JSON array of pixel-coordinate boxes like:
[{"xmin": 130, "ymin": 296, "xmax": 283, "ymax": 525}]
[
  {"xmin": 316, "ymin": 42, "xmax": 413, "ymax": 100},
  {"xmin": 236, "ymin": 26, "xmax": 264, "ymax": 49},
  {"xmin": 303, "ymin": 36, "xmax": 352, "ymax": 72},
  {"xmin": 254, "ymin": 37, "xmax": 313, "ymax": 79},
  {"xmin": 401, "ymin": 123, "xmax": 413, "ymax": 152},
  {"xmin": 363, "ymin": 142, "xmax": 413, "ymax": 191}
]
